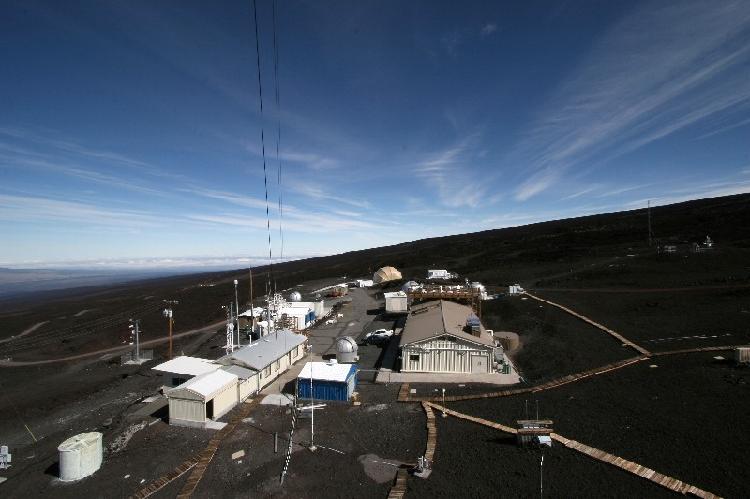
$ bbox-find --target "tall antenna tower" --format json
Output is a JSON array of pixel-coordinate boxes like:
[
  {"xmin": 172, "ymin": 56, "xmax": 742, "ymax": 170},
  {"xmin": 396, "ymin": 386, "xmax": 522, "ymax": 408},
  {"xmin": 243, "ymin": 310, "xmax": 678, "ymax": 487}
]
[
  {"xmin": 128, "ymin": 319, "xmax": 145, "ymax": 364},
  {"xmin": 234, "ymin": 279, "xmax": 241, "ymax": 348},
  {"xmin": 224, "ymin": 304, "xmax": 235, "ymax": 355}
]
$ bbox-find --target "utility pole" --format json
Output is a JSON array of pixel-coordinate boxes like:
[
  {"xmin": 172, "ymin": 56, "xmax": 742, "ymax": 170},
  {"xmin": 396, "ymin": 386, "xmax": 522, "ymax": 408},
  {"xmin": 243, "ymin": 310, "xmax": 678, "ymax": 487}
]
[
  {"xmin": 540, "ymin": 453, "xmax": 544, "ymax": 499},
  {"xmin": 309, "ymin": 362, "xmax": 316, "ymax": 452},
  {"xmin": 163, "ymin": 300, "xmax": 179, "ymax": 359}
]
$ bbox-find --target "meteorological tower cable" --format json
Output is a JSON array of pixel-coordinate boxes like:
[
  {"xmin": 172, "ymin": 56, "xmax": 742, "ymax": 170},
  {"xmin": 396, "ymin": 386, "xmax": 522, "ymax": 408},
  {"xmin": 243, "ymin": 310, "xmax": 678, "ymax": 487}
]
[
  {"xmin": 253, "ymin": 0, "xmax": 275, "ymax": 302},
  {"xmin": 272, "ymin": 0, "xmax": 285, "ymax": 269}
]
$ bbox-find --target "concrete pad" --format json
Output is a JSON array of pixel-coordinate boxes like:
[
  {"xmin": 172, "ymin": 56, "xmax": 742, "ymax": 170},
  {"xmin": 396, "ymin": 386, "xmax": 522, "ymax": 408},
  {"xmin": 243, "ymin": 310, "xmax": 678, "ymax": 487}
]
[
  {"xmin": 357, "ymin": 454, "xmax": 400, "ymax": 484},
  {"xmin": 377, "ymin": 370, "xmax": 520, "ymax": 385},
  {"xmin": 231, "ymin": 450, "xmax": 245, "ymax": 460},
  {"xmin": 261, "ymin": 394, "xmax": 293, "ymax": 406},
  {"xmin": 141, "ymin": 395, "xmax": 160, "ymax": 403},
  {"xmin": 204, "ymin": 420, "xmax": 227, "ymax": 430}
]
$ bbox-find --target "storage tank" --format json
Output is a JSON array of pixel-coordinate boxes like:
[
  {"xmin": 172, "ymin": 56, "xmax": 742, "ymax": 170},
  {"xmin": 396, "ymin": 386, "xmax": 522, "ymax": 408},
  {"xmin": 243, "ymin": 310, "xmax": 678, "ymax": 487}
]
[
  {"xmin": 401, "ymin": 281, "xmax": 420, "ymax": 293},
  {"xmin": 735, "ymin": 347, "xmax": 750, "ymax": 364},
  {"xmin": 335, "ymin": 336, "xmax": 359, "ymax": 363},
  {"xmin": 289, "ymin": 291, "xmax": 302, "ymax": 302},
  {"xmin": 58, "ymin": 432, "xmax": 103, "ymax": 481}
]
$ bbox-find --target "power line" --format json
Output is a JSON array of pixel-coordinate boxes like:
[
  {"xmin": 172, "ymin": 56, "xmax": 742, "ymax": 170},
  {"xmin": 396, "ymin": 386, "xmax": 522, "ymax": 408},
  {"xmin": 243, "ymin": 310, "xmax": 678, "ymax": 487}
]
[{"xmin": 253, "ymin": 0, "xmax": 275, "ymax": 302}]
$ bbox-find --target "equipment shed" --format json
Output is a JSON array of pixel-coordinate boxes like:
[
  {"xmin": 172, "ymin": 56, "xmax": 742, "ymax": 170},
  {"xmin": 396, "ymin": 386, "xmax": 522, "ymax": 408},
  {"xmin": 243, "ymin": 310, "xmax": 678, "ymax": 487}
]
[
  {"xmin": 166, "ymin": 369, "xmax": 238, "ymax": 428},
  {"xmin": 384, "ymin": 291, "xmax": 408, "ymax": 314},
  {"xmin": 297, "ymin": 361, "xmax": 357, "ymax": 402}
]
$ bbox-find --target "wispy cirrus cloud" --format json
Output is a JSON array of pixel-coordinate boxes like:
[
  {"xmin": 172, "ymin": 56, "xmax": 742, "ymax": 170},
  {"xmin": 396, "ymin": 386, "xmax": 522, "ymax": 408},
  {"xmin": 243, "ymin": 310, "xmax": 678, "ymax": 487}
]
[
  {"xmin": 284, "ymin": 179, "xmax": 371, "ymax": 209},
  {"xmin": 0, "ymin": 193, "xmax": 164, "ymax": 228},
  {"xmin": 511, "ymin": 0, "xmax": 750, "ymax": 200},
  {"xmin": 415, "ymin": 133, "xmax": 490, "ymax": 208}
]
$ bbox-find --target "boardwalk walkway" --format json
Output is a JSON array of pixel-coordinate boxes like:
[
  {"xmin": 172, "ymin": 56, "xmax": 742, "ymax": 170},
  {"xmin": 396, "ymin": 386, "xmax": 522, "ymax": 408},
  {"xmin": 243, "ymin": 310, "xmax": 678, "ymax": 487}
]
[
  {"xmin": 422, "ymin": 401, "xmax": 721, "ymax": 499},
  {"xmin": 523, "ymin": 292, "xmax": 652, "ymax": 356}
]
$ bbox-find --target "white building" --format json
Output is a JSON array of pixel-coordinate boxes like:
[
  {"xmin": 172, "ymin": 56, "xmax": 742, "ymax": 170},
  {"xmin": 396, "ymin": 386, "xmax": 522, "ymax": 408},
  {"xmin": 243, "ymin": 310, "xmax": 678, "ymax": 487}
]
[
  {"xmin": 384, "ymin": 291, "xmax": 408, "ymax": 314},
  {"xmin": 165, "ymin": 369, "xmax": 239, "ymax": 428},
  {"xmin": 157, "ymin": 330, "xmax": 308, "ymax": 428},
  {"xmin": 427, "ymin": 269, "xmax": 452, "ymax": 280},
  {"xmin": 152, "ymin": 356, "xmax": 220, "ymax": 391},
  {"xmin": 399, "ymin": 300, "xmax": 496, "ymax": 374}
]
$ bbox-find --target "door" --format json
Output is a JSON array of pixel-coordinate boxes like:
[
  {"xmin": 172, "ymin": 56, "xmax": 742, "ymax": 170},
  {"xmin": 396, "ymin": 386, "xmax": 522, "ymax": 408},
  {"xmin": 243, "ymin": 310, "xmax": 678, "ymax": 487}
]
[
  {"xmin": 206, "ymin": 399, "xmax": 214, "ymax": 420},
  {"xmin": 471, "ymin": 355, "xmax": 487, "ymax": 373}
]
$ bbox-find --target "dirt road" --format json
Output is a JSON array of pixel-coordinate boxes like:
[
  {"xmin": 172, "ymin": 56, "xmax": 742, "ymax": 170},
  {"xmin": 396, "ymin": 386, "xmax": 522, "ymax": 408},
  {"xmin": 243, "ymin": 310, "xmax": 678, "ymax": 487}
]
[{"xmin": 0, "ymin": 319, "xmax": 225, "ymax": 366}]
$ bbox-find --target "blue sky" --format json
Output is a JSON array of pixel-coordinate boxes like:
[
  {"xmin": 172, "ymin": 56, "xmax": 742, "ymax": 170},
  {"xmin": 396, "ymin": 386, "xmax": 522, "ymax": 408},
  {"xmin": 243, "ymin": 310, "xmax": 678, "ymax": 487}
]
[{"xmin": 1, "ymin": 0, "xmax": 749, "ymax": 269}]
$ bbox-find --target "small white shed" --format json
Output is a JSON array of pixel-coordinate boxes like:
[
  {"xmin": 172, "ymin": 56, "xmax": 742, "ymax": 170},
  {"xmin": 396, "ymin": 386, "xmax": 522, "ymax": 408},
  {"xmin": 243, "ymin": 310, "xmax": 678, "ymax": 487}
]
[
  {"xmin": 384, "ymin": 291, "xmax": 408, "ymax": 314},
  {"xmin": 166, "ymin": 369, "xmax": 239, "ymax": 428}
]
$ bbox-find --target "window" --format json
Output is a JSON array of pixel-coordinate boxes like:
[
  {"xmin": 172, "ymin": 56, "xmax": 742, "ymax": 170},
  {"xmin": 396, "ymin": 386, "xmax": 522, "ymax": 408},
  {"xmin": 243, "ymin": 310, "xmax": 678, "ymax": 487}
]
[
  {"xmin": 409, "ymin": 354, "xmax": 420, "ymax": 362},
  {"xmin": 264, "ymin": 366, "xmax": 271, "ymax": 377},
  {"xmin": 274, "ymin": 359, "xmax": 280, "ymax": 370}
]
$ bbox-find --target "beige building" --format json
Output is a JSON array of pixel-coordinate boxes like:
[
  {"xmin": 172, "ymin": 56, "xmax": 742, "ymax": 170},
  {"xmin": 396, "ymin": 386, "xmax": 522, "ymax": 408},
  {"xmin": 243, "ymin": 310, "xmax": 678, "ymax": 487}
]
[
  {"xmin": 165, "ymin": 369, "xmax": 239, "ymax": 427},
  {"xmin": 219, "ymin": 329, "xmax": 307, "ymax": 391},
  {"xmin": 399, "ymin": 300, "xmax": 497, "ymax": 374}
]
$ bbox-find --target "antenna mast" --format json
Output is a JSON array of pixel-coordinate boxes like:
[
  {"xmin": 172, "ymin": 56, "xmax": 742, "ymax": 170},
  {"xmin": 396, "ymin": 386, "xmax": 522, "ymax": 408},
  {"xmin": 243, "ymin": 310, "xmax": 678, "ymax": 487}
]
[{"xmin": 648, "ymin": 200, "xmax": 652, "ymax": 247}]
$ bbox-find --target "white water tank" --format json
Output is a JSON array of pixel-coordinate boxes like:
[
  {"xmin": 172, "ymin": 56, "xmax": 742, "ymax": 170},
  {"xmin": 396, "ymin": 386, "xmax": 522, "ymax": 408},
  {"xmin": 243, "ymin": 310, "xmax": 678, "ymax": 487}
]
[
  {"xmin": 58, "ymin": 432, "xmax": 103, "ymax": 481},
  {"xmin": 289, "ymin": 291, "xmax": 302, "ymax": 302}
]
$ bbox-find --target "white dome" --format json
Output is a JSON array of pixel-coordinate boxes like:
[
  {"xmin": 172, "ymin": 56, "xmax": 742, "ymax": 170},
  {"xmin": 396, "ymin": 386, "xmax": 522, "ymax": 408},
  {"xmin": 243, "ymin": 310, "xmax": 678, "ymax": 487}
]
[
  {"xmin": 335, "ymin": 336, "xmax": 358, "ymax": 353},
  {"xmin": 289, "ymin": 291, "xmax": 302, "ymax": 302},
  {"xmin": 402, "ymin": 281, "xmax": 420, "ymax": 292}
]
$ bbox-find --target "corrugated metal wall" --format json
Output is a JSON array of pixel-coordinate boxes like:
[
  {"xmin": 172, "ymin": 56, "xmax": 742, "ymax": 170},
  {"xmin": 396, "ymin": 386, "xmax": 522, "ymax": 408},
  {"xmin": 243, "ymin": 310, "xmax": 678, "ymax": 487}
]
[
  {"xmin": 298, "ymin": 367, "xmax": 356, "ymax": 401},
  {"xmin": 169, "ymin": 398, "xmax": 205, "ymax": 422},
  {"xmin": 402, "ymin": 338, "xmax": 492, "ymax": 373}
]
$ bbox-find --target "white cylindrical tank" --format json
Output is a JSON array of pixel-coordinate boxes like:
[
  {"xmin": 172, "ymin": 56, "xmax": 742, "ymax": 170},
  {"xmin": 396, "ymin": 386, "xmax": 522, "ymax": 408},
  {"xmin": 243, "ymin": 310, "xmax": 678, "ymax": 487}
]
[
  {"xmin": 58, "ymin": 432, "xmax": 103, "ymax": 481},
  {"xmin": 335, "ymin": 336, "xmax": 358, "ymax": 363},
  {"xmin": 401, "ymin": 281, "xmax": 420, "ymax": 292},
  {"xmin": 289, "ymin": 291, "xmax": 302, "ymax": 302}
]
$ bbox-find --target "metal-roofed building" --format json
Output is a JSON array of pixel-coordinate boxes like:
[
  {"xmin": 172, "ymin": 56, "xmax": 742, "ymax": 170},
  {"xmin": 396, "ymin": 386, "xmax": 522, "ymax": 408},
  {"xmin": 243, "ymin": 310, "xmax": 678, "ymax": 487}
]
[
  {"xmin": 166, "ymin": 369, "xmax": 239, "ymax": 427},
  {"xmin": 297, "ymin": 361, "xmax": 357, "ymax": 401},
  {"xmin": 151, "ymin": 356, "xmax": 220, "ymax": 391},
  {"xmin": 219, "ymin": 329, "xmax": 307, "ymax": 391},
  {"xmin": 399, "ymin": 300, "xmax": 496, "ymax": 374}
]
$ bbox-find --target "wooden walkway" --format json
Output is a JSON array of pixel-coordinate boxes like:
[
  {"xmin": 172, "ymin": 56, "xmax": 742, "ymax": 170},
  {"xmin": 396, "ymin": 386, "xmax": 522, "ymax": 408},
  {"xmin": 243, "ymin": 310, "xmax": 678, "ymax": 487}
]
[
  {"xmin": 399, "ymin": 356, "xmax": 647, "ymax": 403},
  {"xmin": 422, "ymin": 402, "xmax": 438, "ymax": 462},
  {"xmin": 129, "ymin": 456, "xmax": 200, "ymax": 499},
  {"xmin": 386, "ymin": 468, "xmax": 410, "ymax": 499},
  {"xmin": 423, "ymin": 401, "xmax": 721, "ymax": 499},
  {"xmin": 523, "ymin": 292, "xmax": 652, "ymax": 356},
  {"xmin": 652, "ymin": 345, "xmax": 744, "ymax": 357},
  {"xmin": 129, "ymin": 400, "xmax": 256, "ymax": 499}
]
